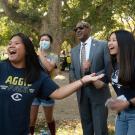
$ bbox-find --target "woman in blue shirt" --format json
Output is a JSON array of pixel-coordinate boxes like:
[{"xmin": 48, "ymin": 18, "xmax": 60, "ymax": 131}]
[{"xmin": 0, "ymin": 33, "xmax": 104, "ymax": 135}]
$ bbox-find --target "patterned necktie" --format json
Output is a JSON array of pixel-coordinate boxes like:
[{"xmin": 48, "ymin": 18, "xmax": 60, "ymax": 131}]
[{"xmin": 81, "ymin": 43, "xmax": 86, "ymax": 75}]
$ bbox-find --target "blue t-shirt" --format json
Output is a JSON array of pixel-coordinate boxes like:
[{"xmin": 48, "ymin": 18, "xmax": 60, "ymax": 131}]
[
  {"xmin": 0, "ymin": 61, "xmax": 59, "ymax": 135},
  {"xmin": 111, "ymin": 68, "xmax": 135, "ymax": 100}
]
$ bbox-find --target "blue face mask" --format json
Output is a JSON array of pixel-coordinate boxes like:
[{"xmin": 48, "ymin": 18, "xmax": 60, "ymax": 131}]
[{"xmin": 39, "ymin": 40, "xmax": 50, "ymax": 50}]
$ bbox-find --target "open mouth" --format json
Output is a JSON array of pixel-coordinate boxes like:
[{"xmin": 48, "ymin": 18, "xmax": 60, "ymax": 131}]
[
  {"xmin": 9, "ymin": 49, "xmax": 17, "ymax": 55},
  {"xmin": 109, "ymin": 46, "xmax": 114, "ymax": 50},
  {"xmin": 76, "ymin": 32, "xmax": 82, "ymax": 37}
]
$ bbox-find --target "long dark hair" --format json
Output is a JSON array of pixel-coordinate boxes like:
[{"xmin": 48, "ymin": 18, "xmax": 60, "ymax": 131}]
[
  {"xmin": 10, "ymin": 33, "xmax": 42, "ymax": 83},
  {"xmin": 110, "ymin": 29, "xmax": 135, "ymax": 85}
]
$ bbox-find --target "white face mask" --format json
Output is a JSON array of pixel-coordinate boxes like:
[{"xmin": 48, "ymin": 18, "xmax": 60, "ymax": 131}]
[{"xmin": 39, "ymin": 40, "xmax": 50, "ymax": 50}]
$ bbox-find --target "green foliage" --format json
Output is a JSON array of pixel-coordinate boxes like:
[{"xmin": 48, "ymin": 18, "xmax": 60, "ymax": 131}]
[
  {"xmin": 0, "ymin": 16, "xmax": 39, "ymax": 48},
  {"xmin": 0, "ymin": 17, "xmax": 11, "ymax": 46},
  {"xmin": 0, "ymin": 0, "xmax": 135, "ymax": 49},
  {"xmin": 18, "ymin": 0, "xmax": 48, "ymax": 17}
]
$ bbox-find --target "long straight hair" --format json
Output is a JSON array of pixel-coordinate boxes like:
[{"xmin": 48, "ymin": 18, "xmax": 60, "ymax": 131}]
[
  {"xmin": 10, "ymin": 33, "xmax": 42, "ymax": 83},
  {"xmin": 110, "ymin": 30, "xmax": 135, "ymax": 85}
]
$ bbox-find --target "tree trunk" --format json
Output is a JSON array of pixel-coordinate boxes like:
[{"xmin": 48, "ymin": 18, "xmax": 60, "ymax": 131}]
[{"xmin": 39, "ymin": 0, "xmax": 64, "ymax": 54}]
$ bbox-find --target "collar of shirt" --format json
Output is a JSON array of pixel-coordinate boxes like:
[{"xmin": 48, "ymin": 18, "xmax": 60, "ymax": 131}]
[
  {"xmin": 80, "ymin": 37, "xmax": 92, "ymax": 47},
  {"xmin": 80, "ymin": 37, "xmax": 92, "ymax": 61}
]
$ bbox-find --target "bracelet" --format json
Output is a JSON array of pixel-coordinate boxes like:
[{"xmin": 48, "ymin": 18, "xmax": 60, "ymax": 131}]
[
  {"xmin": 128, "ymin": 100, "xmax": 134, "ymax": 108},
  {"xmin": 80, "ymin": 79, "xmax": 84, "ymax": 86}
]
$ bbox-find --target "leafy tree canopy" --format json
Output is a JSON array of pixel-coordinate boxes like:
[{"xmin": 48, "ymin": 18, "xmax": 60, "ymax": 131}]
[{"xmin": 0, "ymin": 0, "xmax": 135, "ymax": 52}]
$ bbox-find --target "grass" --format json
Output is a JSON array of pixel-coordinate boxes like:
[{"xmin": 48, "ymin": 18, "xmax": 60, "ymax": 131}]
[
  {"xmin": 34, "ymin": 84, "xmax": 116, "ymax": 135},
  {"xmin": 34, "ymin": 119, "xmax": 115, "ymax": 135}
]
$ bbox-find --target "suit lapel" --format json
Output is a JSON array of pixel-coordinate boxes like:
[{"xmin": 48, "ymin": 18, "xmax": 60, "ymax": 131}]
[
  {"xmin": 89, "ymin": 39, "xmax": 97, "ymax": 63},
  {"xmin": 75, "ymin": 44, "xmax": 81, "ymax": 75}
]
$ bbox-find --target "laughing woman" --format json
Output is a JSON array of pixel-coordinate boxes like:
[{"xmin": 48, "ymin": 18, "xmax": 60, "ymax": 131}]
[
  {"xmin": 0, "ymin": 33, "xmax": 104, "ymax": 135},
  {"xmin": 107, "ymin": 29, "xmax": 135, "ymax": 135}
]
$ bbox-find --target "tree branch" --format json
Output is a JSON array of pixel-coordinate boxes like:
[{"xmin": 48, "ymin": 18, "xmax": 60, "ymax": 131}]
[
  {"xmin": 0, "ymin": 0, "xmax": 41, "ymax": 31},
  {"xmin": 63, "ymin": 0, "xmax": 72, "ymax": 14},
  {"xmin": 95, "ymin": 0, "xmax": 113, "ymax": 16},
  {"xmin": 0, "ymin": 11, "xmax": 6, "ymax": 17}
]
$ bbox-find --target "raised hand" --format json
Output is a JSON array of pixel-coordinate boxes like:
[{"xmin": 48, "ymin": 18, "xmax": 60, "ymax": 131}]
[{"xmin": 81, "ymin": 73, "xmax": 104, "ymax": 84}]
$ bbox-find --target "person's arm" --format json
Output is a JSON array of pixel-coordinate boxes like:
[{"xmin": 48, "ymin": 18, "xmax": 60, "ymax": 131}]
[
  {"xmin": 50, "ymin": 73, "xmax": 104, "ymax": 99},
  {"xmin": 38, "ymin": 50, "xmax": 56, "ymax": 72},
  {"xmin": 106, "ymin": 98, "xmax": 129, "ymax": 112},
  {"xmin": 69, "ymin": 63, "xmax": 76, "ymax": 82},
  {"xmin": 106, "ymin": 97, "xmax": 135, "ymax": 112},
  {"xmin": 92, "ymin": 80, "xmax": 105, "ymax": 89},
  {"xmin": 69, "ymin": 49, "xmax": 76, "ymax": 82},
  {"xmin": 92, "ymin": 42, "xmax": 112, "ymax": 89},
  {"xmin": 92, "ymin": 69, "xmax": 106, "ymax": 89},
  {"xmin": 129, "ymin": 98, "xmax": 135, "ymax": 107}
]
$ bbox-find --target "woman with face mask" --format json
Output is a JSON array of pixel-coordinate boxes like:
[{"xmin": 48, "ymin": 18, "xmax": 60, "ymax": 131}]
[{"xmin": 30, "ymin": 34, "xmax": 58, "ymax": 135}]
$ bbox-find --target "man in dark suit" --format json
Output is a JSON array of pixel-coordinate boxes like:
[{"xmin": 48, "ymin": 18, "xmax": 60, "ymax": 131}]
[{"xmin": 69, "ymin": 21, "xmax": 111, "ymax": 135}]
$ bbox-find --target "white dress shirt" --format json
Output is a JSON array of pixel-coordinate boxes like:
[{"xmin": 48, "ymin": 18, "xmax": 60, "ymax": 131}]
[{"xmin": 80, "ymin": 37, "xmax": 92, "ymax": 63}]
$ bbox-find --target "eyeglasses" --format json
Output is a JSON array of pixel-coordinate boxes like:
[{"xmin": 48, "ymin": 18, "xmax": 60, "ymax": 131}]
[{"xmin": 74, "ymin": 26, "xmax": 85, "ymax": 32}]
